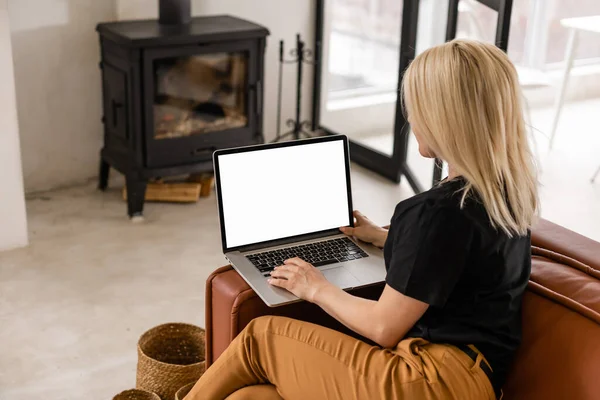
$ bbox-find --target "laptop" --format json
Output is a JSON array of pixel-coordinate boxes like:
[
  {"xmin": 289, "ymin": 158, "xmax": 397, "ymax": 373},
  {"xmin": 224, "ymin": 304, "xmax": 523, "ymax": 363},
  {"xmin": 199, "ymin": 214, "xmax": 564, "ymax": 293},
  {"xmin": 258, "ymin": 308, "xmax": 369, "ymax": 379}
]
[{"xmin": 213, "ymin": 135, "xmax": 386, "ymax": 307}]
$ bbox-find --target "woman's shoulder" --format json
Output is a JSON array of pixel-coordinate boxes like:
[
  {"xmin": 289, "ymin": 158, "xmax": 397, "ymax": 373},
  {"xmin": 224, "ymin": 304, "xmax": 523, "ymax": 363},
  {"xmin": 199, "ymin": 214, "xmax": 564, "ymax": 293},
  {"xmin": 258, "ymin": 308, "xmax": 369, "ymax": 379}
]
[
  {"xmin": 391, "ymin": 181, "xmax": 507, "ymax": 245},
  {"xmin": 392, "ymin": 178, "xmax": 470, "ymax": 222}
]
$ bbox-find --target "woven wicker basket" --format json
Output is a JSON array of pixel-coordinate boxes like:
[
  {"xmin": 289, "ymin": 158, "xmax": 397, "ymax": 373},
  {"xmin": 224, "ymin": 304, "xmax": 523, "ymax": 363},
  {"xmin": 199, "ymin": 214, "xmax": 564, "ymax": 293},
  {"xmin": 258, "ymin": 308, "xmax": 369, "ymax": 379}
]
[
  {"xmin": 174, "ymin": 381, "xmax": 196, "ymax": 400},
  {"xmin": 113, "ymin": 389, "xmax": 161, "ymax": 400},
  {"xmin": 136, "ymin": 323, "xmax": 206, "ymax": 400}
]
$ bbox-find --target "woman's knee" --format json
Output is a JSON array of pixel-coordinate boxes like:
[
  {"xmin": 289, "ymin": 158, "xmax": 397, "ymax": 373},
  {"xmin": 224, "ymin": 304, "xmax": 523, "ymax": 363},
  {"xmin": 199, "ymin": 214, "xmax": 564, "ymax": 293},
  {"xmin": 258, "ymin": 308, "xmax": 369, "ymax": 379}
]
[
  {"xmin": 224, "ymin": 384, "xmax": 283, "ymax": 400},
  {"xmin": 243, "ymin": 315, "xmax": 294, "ymax": 336}
]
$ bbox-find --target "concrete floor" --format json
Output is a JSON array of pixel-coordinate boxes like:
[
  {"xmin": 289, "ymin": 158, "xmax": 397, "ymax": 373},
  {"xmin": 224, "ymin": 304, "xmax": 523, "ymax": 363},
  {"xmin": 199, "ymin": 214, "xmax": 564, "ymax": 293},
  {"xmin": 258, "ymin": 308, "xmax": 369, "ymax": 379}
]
[{"xmin": 1, "ymin": 99, "xmax": 599, "ymax": 400}]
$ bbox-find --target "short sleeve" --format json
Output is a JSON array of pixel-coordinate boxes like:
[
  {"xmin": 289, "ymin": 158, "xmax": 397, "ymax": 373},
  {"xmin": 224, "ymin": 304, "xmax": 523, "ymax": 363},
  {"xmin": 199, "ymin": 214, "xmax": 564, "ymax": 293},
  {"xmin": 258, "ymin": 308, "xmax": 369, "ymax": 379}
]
[{"xmin": 385, "ymin": 205, "xmax": 474, "ymax": 307}]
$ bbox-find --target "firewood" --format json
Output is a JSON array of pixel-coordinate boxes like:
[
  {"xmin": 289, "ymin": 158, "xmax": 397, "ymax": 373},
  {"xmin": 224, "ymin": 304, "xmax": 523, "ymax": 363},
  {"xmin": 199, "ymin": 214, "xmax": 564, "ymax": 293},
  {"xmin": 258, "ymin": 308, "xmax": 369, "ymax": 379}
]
[
  {"xmin": 199, "ymin": 176, "xmax": 214, "ymax": 197},
  {"xmin": 188, "ymin": 173, "xmax": 214, "ymax": 197},
  {"xmin": 122, "ymin": 182, "xmax": 201, "ymax": 203}
]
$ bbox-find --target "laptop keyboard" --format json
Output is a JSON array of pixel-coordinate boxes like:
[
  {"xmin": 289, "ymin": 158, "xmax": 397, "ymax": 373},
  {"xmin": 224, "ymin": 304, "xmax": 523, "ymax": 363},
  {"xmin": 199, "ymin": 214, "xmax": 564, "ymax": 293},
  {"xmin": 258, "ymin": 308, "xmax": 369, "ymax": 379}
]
[{"xmin": 246, "ymin": 237, "xmax": 369, "ymax": 276}]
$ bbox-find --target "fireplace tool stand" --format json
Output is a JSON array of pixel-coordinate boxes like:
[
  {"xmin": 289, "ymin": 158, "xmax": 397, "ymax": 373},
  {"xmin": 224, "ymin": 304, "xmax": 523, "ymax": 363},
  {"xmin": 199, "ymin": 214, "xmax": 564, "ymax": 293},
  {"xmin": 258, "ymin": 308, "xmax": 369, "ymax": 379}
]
[{"xmin": 272, "ymin": 34, "xmax": 318, "ymax": 142}]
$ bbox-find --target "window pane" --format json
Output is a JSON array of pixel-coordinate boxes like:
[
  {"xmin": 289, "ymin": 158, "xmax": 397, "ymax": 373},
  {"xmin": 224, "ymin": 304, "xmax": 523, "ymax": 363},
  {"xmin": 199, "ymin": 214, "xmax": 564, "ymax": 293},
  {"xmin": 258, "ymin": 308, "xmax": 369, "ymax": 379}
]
[
  {"xmin": 506, "ymin": 0, "xmax": 533, "ymax": 65},
  {"xmin": 455, "ymin": 0, "xmax": 532, "ymax": 66},
  {"xmin": 455, "ymin": 0, "xmax": 600, "ymax": 66},
  {"xmin": 407, "ymin": 129, "xmax": 436, "ymax": 189},
  {"xmin": 545, "ymin": 0, "xmax": 600, "ymax": 63},
  {"xmin": 323, "ymin": 0, "xmax": 403, "ymax": 158},
  {"xmin": 328, "ymin": 0, "xmax": 402, "ymax": 94}
]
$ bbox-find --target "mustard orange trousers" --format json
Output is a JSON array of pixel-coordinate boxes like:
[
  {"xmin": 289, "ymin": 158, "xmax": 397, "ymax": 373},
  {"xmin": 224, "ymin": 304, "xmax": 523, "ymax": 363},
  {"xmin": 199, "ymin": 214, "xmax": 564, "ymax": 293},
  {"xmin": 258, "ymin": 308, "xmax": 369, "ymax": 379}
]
[{"xmin": 185, "ymin": 316, "xmax": 496, "ymax": 400}]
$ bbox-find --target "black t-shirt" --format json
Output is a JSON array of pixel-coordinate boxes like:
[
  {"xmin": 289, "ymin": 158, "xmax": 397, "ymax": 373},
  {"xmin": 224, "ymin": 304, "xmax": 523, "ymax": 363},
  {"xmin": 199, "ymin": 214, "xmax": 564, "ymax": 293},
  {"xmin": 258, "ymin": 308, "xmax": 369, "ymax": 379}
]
[{"xmin": 383, "ymin": 177, "xmax": 531, "ymax": 391}]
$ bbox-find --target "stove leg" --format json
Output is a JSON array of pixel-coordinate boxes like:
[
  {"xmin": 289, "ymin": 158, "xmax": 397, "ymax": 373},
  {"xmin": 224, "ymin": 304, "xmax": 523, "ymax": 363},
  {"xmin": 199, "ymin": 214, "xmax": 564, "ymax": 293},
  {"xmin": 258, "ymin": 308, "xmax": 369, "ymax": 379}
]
[
  {"xmin": 126, "ymin": 176, "xmax": 147, "ymax": 219},
  {"xmin": 98, "ymin": 158, "xmax": 110, "ymax": 191}
]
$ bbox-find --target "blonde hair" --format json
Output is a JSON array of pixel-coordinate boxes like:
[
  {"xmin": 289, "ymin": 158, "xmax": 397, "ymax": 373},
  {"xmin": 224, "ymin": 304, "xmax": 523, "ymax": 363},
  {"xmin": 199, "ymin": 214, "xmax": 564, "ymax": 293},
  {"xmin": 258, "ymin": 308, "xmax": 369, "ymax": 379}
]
[{"xmin": 402, "ymin": 39, "xmax": 538, "ymax": 236}]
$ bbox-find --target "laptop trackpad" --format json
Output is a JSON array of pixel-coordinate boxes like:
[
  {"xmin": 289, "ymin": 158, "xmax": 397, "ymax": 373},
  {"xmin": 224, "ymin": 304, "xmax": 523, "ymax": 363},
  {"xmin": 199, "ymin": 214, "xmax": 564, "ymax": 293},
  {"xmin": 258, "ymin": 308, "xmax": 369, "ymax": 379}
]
[{"xmin": 323, "ymin": 266, "xmax": 360, "ymax": 289}]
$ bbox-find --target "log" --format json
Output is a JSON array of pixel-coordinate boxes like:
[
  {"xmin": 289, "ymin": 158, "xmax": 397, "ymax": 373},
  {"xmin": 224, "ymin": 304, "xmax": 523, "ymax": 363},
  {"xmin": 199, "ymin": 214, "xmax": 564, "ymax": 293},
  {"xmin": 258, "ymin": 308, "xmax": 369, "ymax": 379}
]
[
  {"xmin": 123, "ymin": 182, "xmax": 201, "ymax": 203},
  {"xmin": 188, "ymin": 173, "xmax": 214, "ymax": 197}
]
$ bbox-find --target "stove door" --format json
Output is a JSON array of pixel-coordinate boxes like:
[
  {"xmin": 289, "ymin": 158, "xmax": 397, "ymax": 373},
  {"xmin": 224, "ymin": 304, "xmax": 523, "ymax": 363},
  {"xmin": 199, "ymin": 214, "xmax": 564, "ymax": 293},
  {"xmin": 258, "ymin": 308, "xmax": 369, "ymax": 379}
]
[{"xmin": 143, "ymin": 40, "xmax": 261, "ymax": 168}]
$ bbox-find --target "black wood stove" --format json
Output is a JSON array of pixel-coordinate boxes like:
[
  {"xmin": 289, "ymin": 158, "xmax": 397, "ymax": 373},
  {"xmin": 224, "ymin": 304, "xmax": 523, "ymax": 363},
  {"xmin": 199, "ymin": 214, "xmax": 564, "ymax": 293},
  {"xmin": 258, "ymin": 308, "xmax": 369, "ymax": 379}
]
[{"xmin": 96, "ymin": 3, "xmax": 268, "ymax": 218}]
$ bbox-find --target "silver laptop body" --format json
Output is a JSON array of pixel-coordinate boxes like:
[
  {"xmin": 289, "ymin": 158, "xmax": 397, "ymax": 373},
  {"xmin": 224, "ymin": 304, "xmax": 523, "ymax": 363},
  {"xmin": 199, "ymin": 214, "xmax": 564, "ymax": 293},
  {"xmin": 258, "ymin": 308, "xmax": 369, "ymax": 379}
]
[{"xmin": 213, "ymin": 135, "xmax": 386, "ymax": 307}]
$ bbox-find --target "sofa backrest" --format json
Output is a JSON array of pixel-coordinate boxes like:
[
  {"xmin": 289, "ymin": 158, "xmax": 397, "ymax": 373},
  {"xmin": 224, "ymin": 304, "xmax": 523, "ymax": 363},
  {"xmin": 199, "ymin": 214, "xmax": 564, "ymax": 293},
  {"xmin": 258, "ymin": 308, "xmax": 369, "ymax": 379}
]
[{"xmin": 503, "ymin": 220, "xmax": 600, "ymax": 399}]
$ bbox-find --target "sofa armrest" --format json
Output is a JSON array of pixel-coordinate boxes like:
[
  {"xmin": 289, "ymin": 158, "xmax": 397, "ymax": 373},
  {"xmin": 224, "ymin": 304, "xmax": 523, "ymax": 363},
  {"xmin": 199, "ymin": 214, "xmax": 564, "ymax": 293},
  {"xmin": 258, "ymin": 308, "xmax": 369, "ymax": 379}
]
[
  {"xmin": 205, "ymin": 266, "xmax": 384, "ymax": 367},
  {"xmin": 532, "ymin": 218, "xmax": 600, "ymax": 271}
]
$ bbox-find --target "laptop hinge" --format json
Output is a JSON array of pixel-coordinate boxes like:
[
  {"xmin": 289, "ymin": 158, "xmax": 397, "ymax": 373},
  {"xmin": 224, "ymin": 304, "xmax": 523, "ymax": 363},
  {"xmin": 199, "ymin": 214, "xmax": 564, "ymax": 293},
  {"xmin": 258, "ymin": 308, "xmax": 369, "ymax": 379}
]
[{"xmin": 232, "ymin": 229, "xmax": 342, "ymax": 253}]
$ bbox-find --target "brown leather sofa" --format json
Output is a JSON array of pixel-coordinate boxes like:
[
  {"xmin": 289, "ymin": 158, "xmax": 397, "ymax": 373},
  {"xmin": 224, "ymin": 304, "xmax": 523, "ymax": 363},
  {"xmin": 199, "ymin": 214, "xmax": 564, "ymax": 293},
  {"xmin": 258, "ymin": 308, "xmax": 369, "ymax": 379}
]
[{"xmin": 204, "ymin": 219, "xmax": 600, "ymax": 399}]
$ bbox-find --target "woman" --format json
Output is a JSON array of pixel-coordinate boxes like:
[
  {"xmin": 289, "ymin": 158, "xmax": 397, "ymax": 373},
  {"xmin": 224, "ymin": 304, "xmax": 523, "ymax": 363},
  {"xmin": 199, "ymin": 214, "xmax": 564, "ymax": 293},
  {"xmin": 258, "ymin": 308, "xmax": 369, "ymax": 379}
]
[{"xmin": 187, "ymin": 39, "xmax": 538, "ymax": 400}]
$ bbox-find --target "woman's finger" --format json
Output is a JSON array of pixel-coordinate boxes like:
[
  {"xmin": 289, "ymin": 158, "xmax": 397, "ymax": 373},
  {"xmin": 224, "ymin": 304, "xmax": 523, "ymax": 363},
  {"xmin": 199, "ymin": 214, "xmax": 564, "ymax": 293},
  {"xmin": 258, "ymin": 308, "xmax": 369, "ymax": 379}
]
[
  {"xmin": 283, "ymin": 257, "xmax": 308, "ymax": 267},
  {"xmin": 268, "ymin": 278, "xmax": 290, "ymax": 289},
  {"xmin": 270, "ymin": 268, "xmax": 294, "ymax": 280},
  {"xmin": 275, "ymin": 264, "xmax": 302, "ymax": 274},
  {"xmin": 339, "ymin": 226, "xmax": 354, "ymax": 235},
  {"xmin": 353, "ymin": 210, "xmax": 366, "ymax": 226}
]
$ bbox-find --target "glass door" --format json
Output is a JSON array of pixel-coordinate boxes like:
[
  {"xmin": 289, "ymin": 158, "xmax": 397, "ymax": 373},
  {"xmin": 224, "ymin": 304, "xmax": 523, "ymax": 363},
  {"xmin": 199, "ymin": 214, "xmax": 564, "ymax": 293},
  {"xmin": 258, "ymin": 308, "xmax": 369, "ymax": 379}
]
[{"xmin": 314, "ymin": 0, "xmax": 423, "ymax": 191}]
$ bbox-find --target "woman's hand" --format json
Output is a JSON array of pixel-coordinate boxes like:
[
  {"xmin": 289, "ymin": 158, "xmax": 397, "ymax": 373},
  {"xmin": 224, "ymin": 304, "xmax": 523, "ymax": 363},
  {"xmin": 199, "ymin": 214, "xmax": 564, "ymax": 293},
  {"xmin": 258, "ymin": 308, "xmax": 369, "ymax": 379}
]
[
  {"xmin": 339, "ymin": 210, "xmax": 388, "ymax": 248},
  {"xmin": 268, "ymin": 257, "xmax": 332, "ymax": 303}
]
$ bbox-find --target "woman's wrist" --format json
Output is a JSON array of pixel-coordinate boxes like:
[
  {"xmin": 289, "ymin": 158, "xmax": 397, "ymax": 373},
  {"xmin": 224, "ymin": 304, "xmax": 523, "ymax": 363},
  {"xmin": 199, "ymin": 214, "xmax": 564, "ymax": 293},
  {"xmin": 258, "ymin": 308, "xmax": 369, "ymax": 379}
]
[
  {"xmin": 311, "ymin": 280, "xmax": 337, "ymax": 305},
  {"xmin": 373, "ymin": 228, "xmax": 389, "ymax": 248}
]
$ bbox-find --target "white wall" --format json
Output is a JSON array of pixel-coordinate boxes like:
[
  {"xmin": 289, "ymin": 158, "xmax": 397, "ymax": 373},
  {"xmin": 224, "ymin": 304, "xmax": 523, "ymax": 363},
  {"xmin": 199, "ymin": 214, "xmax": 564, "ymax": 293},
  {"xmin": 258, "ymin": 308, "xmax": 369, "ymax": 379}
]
[
  {"xmin": 118, "ymin": 0, "xmax": 315, "ymax": 142},
  {"xmin": 0, "ymin": 0, "xmax": 28, "ymax": 251},
  {"xmin": 118, "ymin": 0, "xmax": 159, "ymax": 20},
  {"xmin": 7, "ymin": 0, "xmax": 314, "ymax": 193},
  {"xmin": 8, "ymin": 0, "xmax": 116, "ymax": 192}
]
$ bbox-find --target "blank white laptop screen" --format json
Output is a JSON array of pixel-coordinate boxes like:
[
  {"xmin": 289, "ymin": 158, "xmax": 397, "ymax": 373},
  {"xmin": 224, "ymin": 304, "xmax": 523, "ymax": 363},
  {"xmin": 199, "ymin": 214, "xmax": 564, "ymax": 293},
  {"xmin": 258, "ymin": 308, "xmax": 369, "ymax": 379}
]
[{"xmin": 217, "ymin": 140, "xmax": 351, "ymax": 249}]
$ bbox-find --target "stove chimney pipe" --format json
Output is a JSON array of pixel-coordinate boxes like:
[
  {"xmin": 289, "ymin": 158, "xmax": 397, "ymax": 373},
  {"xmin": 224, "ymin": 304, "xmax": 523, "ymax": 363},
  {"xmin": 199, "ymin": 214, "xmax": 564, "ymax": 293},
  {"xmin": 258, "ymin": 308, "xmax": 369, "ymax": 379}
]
[{"xmin": 159, "ymin": 0, "xmax": 191, "ymax": 25}]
